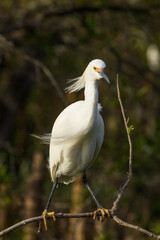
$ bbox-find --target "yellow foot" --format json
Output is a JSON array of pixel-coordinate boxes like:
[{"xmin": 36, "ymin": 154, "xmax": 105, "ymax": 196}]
[
  {"xmin": 47, "ymin": 211, "xmax": 56, "ymax": 221},
  {"xmin": 93, "ymin": 208, "xmax": 110, "ymax": 222},
  {"xmin": 38, "ymin": 210, "xmax": 56, "ymax": 233}
]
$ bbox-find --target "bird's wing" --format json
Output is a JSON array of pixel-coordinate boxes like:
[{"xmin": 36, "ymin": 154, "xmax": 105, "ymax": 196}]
[
  {"xmin": 50, "ymin": 101, "xmax": 89, "ymax": 143},
  {"xmin": 49, "ymin": 100, "xmax": 88, "ymax": 180},
  {"xmin": 88, "ymin": 113, "xmax": 104, "ymax": 168}
]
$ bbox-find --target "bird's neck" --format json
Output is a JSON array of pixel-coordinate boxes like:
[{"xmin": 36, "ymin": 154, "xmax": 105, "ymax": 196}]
[
  {"xmin": 83, "ymin": 74, "xmax": 99, "ymax": 130},
  {"xmin": 84, "ymin": 76, "xmax": 99, "ymax": 129},
  {"xmin": 84, "ymin": 77, "xmax": 98, "ymax": 105}
]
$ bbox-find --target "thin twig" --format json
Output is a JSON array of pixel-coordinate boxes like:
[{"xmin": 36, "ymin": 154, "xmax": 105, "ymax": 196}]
[
  {"xmin": 110, "ymin": 75, "xmax": 160, "ymax": 240},
  {"xmin": 111, "ymin": 74, "xmax": 132, "ymax": 214}
]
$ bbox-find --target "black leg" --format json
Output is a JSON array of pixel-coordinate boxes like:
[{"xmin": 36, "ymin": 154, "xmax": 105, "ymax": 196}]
[
  {"xmin": 83, "ymin": 171, "xmax": 110, "ymax": 222},
  {"xmin": 45, "ymin": 176, "xmax": 58, "ymax": 211},
  {"xmin": 38, "ymin": 176, "xmax": 58, "ymax": 232},
  {"xmin": 82, "ymin": 171, "xmax": 101, "ymax": 209}
]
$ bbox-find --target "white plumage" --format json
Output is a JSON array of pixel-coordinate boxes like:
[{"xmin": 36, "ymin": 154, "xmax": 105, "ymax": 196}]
[{"xmin": 49, "ymin": 59, "xmax": 110, "ymax": 184}]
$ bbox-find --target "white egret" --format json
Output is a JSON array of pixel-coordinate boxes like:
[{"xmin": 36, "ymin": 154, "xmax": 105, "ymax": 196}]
[{"xmin": 39, "ymin": 59, "xmax": 110, "ymax": 230}]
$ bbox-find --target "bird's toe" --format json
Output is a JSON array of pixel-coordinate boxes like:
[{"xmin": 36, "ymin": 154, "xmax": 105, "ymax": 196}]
[
  {"xmin": 47, "ymin": 211, "xmax": 56, "ymax": 221},
  {"xmin": 38, "ymin": 209, "xmax": 56, "ymax": 233},
  {"xmin": 93, "ymin": 208, "xmax": 110, "ymax": 222},
  {"xmin": 38, "ymin": 209, "xmax": 48, "ymax": 233}
]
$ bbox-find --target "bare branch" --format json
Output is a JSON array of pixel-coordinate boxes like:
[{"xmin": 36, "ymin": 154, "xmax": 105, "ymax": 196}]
[
  {"xmin": 0, "ymin": 36, "xmax": 67, "ymax": 106},
  {"xmin": 0, "ymin": 212, "xmax": 94, "ymax": 237},
  {"xmin": 1, "ymin": 211, "xmax": 160, "ymax": 239},
  {"xmin": 43, "ymin": 5, "xmax": 151, "ymax": 19},
  {"xmin": 111, "ymin": 74, "xmax": 132, "ymax": 213},
  {"xmin": 113, "ymin": 215, "xmax": 160, "ymax": 240}
]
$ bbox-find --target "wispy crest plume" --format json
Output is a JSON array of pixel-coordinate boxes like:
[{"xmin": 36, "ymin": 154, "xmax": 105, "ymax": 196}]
[{"xmin": 65, "ymin": 73, "xmax": 85, "ymax": 93}]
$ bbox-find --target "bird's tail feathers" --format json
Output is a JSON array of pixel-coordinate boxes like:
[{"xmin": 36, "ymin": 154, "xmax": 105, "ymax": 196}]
[
  {"xmin": 31, "ymin": 133, "xmax": 51, "ymax": 145},
  {"xmin": 65, "ymin": 73, "xmax": 85, "ymax": 93}
]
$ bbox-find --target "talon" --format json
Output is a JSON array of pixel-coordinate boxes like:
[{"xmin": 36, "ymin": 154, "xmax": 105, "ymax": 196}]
[
  {"xmin": 100, "ymin": 209, "xmax": 105, "ymax": 222},
  {"xmin": 38, "ymin": 209, "xmax": 48, "ymax": 233},
  {"xmin": 38, "ymin": 220, "xmax": 42, "ymax": 233},
  {"xmin": 38, "ymin": 210, "xmax": 56, "ymax": 233},
  {"xmin": 93, "ymin": 208, "xmax": 110, "ymax": 222},
  {"xmin": 47, "ymin": 211, "xmax": 56, "ymax": 222},
  {"xmin": 104, "ymin": 209, "xmax": 110, "ymax": 218},
  {"xmin": 93, "ymin": 210, "xmax": 97, "ymax": 221}
]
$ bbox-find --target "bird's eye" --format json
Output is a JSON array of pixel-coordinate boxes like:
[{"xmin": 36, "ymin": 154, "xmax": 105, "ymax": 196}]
[{"xmin": 93, "ymin": 66, "xmax": 96, "ymax": 71}]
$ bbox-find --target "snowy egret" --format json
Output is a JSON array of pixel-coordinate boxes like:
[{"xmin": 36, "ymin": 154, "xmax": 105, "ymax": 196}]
[{"xmin": 39, "ymin": 59, "xmax": 110, "ymax": 230}]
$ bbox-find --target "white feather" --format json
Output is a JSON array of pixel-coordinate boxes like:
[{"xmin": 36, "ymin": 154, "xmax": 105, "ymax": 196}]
[
  {"xmin": 65, "ymin": 75, "xmax": 85, "ymax": 93},
  {"xmin": 31, "ymin": 133, "xmax": 51, "ymax": 145}
]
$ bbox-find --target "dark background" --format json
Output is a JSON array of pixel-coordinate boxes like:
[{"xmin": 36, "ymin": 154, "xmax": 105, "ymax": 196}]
[{"xmin": 0, "ymin": 0, "xmax": 160, "ymax": 239}]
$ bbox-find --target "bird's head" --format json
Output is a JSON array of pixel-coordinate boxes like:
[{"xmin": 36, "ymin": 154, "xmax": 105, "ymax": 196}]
[
  {"xmin": 65, "ymin": 59, "xmax": 110, "ymax": 93},
  {"xmin": 88, "ymin": 59, "xmax": 110, "ymax": 83}
]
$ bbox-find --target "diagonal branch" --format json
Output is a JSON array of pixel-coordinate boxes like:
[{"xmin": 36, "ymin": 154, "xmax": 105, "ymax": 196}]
[
  {"xmin": 113, "ymin": 215, "xmax": 160, "ymax": 239},
  {"xmin": 0, "ymin": 37, "xmax": 67, "ymax": 106},
  {"xmin": 23, "ymin": 55, "xmax": 67, "ymax": 107}
]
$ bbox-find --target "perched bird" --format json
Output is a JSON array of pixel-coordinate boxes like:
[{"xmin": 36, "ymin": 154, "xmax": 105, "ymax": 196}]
[{"xmin": 38, "ymin": 59, "xmax": 110, "ymax": 230}]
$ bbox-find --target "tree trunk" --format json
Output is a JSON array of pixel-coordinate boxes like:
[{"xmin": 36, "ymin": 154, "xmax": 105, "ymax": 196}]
[
  {"xmin": 68, "ymin": 176, "xmax": 85, "ymax": 240},
  {"xmin": 0, "ymin": 184, "xmax": 10, "ymax": 231},
  {"xmin": 23, "ymin": 152, "xmax": 45, "ymax": 240}
]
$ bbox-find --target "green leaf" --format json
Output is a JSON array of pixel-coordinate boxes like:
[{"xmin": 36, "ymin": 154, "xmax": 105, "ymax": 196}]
[{"xmin": 128, "ymin": 124, "xmax": 134, "ymax": 135}]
